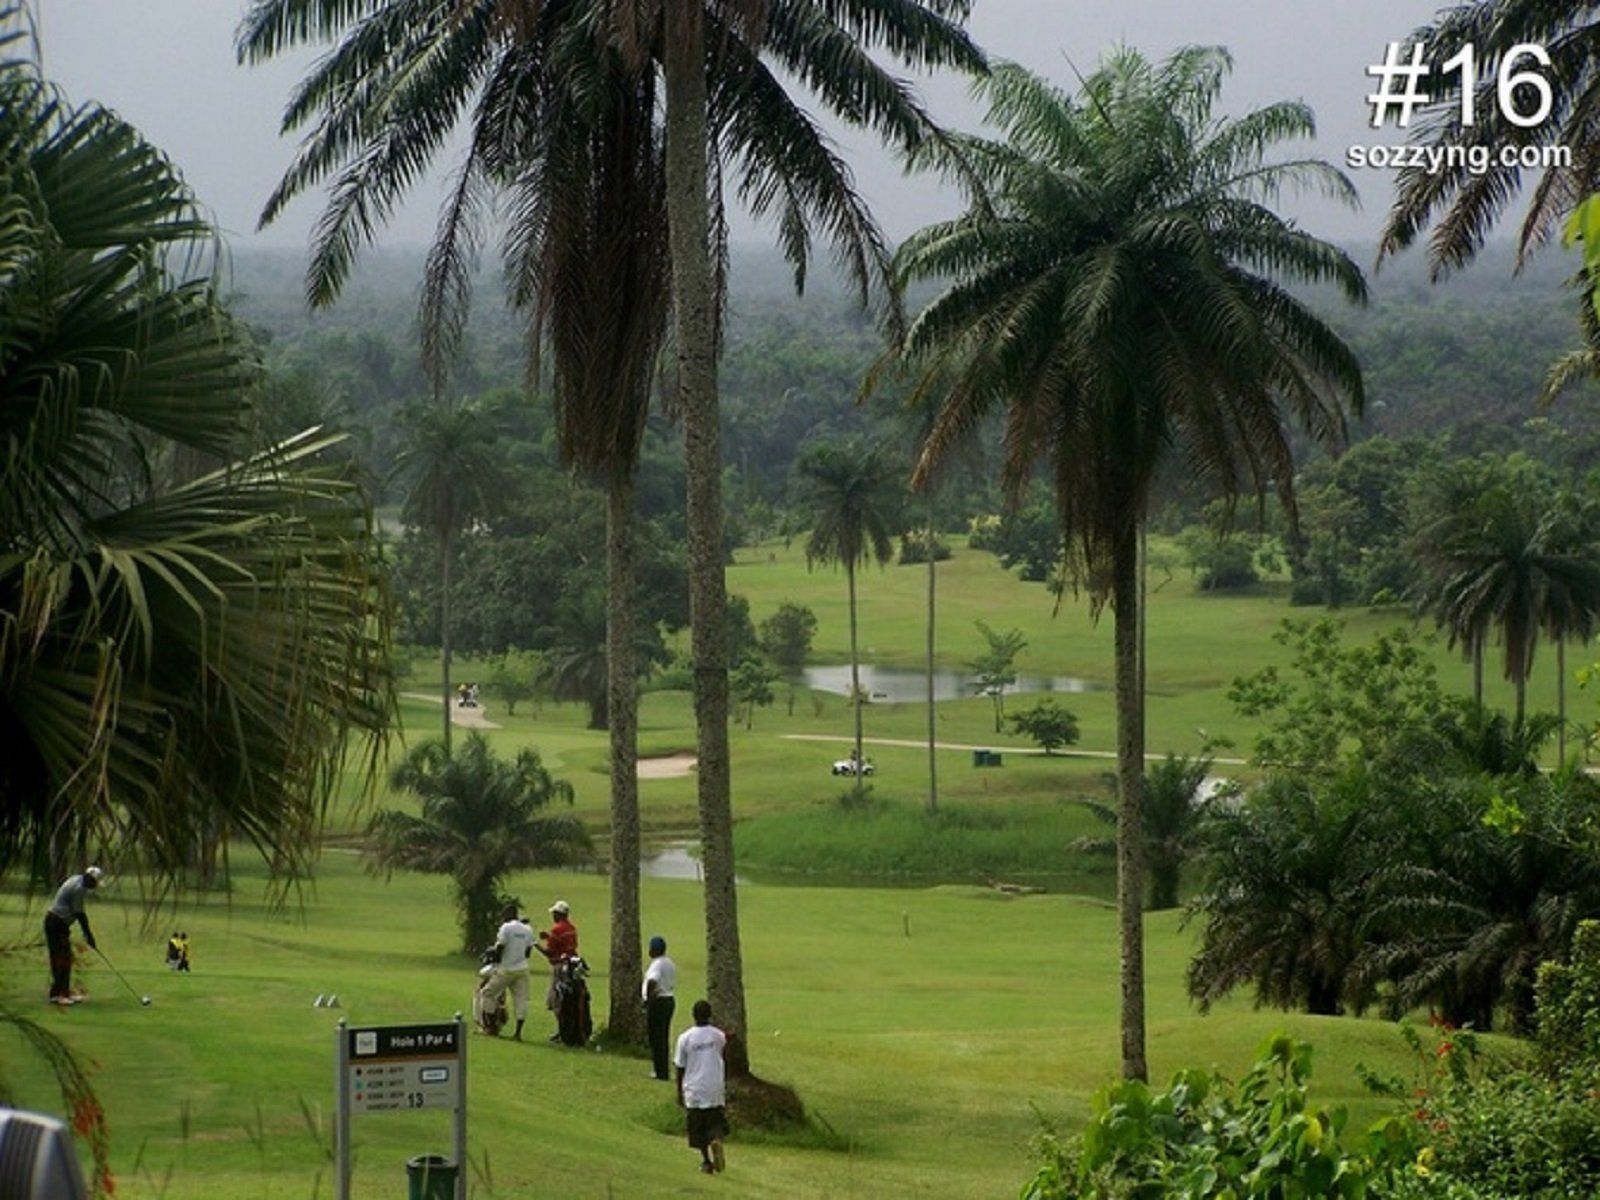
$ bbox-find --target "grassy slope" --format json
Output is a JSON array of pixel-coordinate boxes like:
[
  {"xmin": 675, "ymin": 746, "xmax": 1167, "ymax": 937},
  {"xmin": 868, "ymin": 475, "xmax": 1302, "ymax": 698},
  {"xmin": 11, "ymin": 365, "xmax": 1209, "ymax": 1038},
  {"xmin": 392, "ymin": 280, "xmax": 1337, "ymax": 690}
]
[
  {"xmin": 1, "ymin": 538, "xmax": 1555, "ymax": 1195},
  {"xmin": 1, "ymin": 855, "xmax": 1420, "ymax": 1199}
]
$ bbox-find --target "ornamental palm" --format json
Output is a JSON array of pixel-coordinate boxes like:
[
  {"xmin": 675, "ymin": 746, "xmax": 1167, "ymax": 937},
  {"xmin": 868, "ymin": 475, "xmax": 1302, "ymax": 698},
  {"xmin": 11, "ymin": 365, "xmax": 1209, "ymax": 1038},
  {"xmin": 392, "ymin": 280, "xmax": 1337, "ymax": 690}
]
[
  {"xmin": 897, "ymin": 49, "xmax": 1366, "ymax": 1079},
  {"xmin": 0, "ymin": 8, "xmax": 390, "ymax": 891},
  {"xmin": 793, "ymin": 440, "xmax": 900, "ymax": 799},
  {"xmin": 368, "ymin": 733, "xmax": 593, "ymax": 952},
  {"xmin": 1380, "ymin": 0, "xmax": 1600, "ymax": 276}
]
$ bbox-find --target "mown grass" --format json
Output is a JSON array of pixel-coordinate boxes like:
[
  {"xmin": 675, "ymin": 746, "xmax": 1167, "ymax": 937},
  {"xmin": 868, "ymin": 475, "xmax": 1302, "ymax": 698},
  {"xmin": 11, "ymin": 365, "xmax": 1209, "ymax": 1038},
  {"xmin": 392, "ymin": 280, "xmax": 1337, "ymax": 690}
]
[
  {"xmin": 733, "ymin": 793, "xmax": 1118, "ymax": 894},
  {"xmin": 1, "ymin": 853, "xmax": 1427, "ymax": 1199}
]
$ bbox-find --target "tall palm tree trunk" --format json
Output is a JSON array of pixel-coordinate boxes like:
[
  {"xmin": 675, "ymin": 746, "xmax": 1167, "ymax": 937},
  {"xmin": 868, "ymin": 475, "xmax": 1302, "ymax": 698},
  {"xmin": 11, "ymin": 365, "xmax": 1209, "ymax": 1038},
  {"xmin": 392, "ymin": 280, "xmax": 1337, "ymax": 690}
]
[
  {"xmin": 848, "ymin": 559, "xmax": 864, "ymax": 802},
  {"xmin": 1112, "ymin": 524, "xmax": 1148, "ymax": 1082},
  {"xmin": 926, "ymin": 501, "xmax": 938, "ymax": 814},
  {"xmin": 440, "ymin": 526, "xmax": 454, "ymax": 754},
  {"xmin": 1558, "ymin": 638, "xmax": 1567, "ymax": 760},
  {"xmin": 606, "ymin": 463, "xmax": 645, "ymax": 1044},
  {"xmin": 1516, "ymin": 666, "xmax": 1527, "ymax": 726},
  {"xmin": 1473, "ymin": 638, "xmax": 1483, "ymax": 707},
  {"xmin": 665, "ymin": 0, "xmax": 750, "ymax": 1077}
]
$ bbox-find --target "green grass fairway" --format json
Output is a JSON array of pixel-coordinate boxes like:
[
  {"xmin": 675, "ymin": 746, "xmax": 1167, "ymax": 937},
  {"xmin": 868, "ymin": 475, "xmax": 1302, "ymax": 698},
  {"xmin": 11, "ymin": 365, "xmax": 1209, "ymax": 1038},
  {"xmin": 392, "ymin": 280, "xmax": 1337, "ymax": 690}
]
[{"xmin": 1, "ymin": 855, "xmax": 1421, "ymax": 1198}]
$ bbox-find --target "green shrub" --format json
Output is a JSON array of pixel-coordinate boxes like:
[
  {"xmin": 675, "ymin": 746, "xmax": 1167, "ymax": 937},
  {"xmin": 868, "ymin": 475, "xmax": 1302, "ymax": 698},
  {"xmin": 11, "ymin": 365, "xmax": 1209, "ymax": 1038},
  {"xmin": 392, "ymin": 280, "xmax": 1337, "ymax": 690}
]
[
  {"xmin": 898, "ymin": 529, "xmax": 952, "ymax": 564},
  {"xmin": 1021, "ymin": 1035, "xmax": 1416, "ymax": 1199},
  {"xmin": 1365, "ymin": 1018, "xmax": 1600, "ymax": 1199},
  {"xmin": 1534, "ymin": 918, "xmax": 1600, "ymax": 1074}
]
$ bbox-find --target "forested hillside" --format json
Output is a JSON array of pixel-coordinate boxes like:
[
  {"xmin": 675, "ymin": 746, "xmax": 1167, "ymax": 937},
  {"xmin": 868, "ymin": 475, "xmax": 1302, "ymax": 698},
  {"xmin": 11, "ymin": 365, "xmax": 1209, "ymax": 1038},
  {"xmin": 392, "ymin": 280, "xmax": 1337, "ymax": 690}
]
[{"xmin": 231, "ymin": 239, "xmax": 1600, "ymax": 506}]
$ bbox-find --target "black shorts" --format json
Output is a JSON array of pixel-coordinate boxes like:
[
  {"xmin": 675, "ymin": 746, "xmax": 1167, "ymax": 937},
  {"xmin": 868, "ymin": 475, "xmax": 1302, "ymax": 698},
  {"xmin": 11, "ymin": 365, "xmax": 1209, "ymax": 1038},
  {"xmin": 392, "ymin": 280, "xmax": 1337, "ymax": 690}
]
[{"xmin": 685, "ymin": 1105, "xmax": 728, "ymax": 1149}]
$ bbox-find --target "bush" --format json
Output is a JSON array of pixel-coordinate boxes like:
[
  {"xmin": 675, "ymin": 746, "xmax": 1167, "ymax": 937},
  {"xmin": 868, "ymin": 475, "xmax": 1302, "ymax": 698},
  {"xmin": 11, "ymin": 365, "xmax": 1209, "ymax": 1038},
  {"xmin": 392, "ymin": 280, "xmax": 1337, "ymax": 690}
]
[
  {"xmin": 1008, "ymin": 700, "xmax": 1080, "ymax": 754},
  {"xmin": 898, "ymin": 529, "xmax": 951, "ymax": 564},
  {"xmin": 1364, "ymin": 1022, "xmax": 1600, "ymax": 1199},
  {"xmin": 1021, "ymin": 1035, "xmax": 1416, "ymax": 1199}
]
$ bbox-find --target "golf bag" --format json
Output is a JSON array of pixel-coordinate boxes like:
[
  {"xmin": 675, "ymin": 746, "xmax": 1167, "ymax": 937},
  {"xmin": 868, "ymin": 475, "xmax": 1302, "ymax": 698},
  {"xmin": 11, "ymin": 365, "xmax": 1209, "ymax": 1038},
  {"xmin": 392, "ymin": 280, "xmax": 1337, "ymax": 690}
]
[
  {"xmin": 473, "ymin": 950, "xmax": 508, "ymax": 1037},
  {"xmin": 554, "ymin": 955, "xmax": 592, "ymax": 1047}
]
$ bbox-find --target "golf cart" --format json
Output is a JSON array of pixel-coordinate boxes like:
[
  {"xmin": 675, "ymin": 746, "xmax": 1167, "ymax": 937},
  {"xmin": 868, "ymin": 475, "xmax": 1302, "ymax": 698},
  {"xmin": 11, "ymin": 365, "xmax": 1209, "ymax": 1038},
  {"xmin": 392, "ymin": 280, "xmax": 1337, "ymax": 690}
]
[{"xmin": 830, "ymin": 755, "xmax": 875, "ymax": 777}]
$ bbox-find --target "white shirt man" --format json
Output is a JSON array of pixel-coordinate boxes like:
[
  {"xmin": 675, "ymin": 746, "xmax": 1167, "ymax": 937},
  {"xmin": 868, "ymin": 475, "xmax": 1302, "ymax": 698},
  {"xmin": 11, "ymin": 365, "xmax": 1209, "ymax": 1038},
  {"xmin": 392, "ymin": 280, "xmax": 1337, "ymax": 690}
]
[
  {"xmin": 643, "ymin": 936, "xmax": 678, "ymax": 1080},
  {"xmin": 674, "ymin": 1000, "xmax": 729, "ymax": 1174},
  {"xmin": 480, "ymin": 906, "xmax": 535, "ymax": 1039}
]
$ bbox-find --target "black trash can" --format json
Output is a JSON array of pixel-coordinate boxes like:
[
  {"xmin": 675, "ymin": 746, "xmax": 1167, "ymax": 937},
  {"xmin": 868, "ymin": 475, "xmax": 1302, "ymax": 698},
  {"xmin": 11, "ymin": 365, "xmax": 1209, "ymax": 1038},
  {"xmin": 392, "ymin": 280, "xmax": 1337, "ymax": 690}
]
[{"xmin": 406, "ymin": 1154, "xmax": 458, "ymax": 1200}]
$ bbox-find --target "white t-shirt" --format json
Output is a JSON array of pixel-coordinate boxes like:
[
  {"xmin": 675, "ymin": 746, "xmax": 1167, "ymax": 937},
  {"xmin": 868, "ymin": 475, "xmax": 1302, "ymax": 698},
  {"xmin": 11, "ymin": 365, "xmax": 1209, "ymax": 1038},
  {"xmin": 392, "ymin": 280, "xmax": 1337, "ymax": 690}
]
[
  {"xmin": 495, "ymin": 919, "xmax": 535, "ymax": 971},
  {"xmin": 642, "ymin": 954, "xmax": 677, "ymax": 1001},
  {"xmin": 674, "ymin": 1024, "xmax": 727, "ymax": 1108}
]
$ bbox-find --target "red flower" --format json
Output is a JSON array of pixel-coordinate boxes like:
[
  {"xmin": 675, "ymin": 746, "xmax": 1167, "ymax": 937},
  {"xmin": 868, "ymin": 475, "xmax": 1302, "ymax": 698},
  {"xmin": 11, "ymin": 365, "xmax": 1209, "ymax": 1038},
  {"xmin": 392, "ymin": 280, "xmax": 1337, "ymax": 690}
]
[{"xmin": 1436, "ymin": 1042, "xmax": 1454, "ymax": 1058}]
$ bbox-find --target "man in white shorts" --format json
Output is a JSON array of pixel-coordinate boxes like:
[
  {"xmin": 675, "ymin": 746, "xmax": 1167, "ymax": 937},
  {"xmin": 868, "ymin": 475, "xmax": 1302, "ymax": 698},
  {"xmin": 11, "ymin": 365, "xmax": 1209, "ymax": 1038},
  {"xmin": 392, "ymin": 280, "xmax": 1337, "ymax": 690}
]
[{"xmin": 481, "ymin": 903, "xmax": 535, "ymax": 1040}]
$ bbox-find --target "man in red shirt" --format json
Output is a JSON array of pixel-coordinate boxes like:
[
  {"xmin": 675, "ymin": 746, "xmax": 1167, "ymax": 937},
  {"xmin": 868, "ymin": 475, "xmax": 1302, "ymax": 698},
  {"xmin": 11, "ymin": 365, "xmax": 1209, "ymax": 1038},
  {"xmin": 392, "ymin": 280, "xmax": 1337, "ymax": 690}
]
[{"xmin": 536, "ymin": 899, "xmax": 577, "ymax": 1041}]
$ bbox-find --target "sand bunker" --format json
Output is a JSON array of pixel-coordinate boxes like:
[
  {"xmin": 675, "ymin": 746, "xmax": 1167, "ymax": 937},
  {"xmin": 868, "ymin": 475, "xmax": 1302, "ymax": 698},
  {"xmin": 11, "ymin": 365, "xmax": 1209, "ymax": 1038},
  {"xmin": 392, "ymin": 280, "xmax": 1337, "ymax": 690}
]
[{"xmin": 637, "ymin": 753, "xmax": 697, "ymax": 780}]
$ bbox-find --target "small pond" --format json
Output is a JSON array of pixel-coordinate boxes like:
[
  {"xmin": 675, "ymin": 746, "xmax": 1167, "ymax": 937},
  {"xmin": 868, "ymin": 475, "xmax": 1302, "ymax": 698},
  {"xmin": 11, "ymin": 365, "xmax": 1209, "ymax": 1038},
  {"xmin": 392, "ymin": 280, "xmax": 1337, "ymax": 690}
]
[{"xmin": 801, "ymin": 664, "xmax": 1100, "ymax": 704}]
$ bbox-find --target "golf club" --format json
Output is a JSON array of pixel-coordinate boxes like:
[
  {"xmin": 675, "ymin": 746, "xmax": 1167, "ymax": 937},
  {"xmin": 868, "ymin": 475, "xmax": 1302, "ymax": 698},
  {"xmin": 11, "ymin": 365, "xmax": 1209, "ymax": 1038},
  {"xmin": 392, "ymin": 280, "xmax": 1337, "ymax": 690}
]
[{"xmin": 93, "ymin": 946, "xmax": 152, "ymax": 1006}]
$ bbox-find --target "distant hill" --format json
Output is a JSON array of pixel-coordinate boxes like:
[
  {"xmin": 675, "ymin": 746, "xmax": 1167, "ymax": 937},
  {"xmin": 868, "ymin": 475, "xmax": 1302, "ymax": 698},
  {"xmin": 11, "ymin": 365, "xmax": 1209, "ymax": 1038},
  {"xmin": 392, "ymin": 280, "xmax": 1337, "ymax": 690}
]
[{"xmin": 225, "ymin": 238, "xmax": 1600, "ymax": 497}]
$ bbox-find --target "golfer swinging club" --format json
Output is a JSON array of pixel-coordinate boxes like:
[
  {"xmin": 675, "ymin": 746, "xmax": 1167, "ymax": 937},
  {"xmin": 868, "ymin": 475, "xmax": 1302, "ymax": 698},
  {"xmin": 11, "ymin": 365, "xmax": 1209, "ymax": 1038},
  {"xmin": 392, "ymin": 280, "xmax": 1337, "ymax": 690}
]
[{"xmin": 44, "ymin": 866, "xmax": 103, "ymax": 1005}]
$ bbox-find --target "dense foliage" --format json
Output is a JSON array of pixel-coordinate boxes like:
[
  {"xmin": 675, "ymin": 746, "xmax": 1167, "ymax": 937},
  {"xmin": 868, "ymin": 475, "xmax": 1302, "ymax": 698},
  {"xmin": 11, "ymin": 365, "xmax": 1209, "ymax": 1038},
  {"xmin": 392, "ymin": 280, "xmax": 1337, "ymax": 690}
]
[
  {"xmin": 0, "ymin": 10, "xmax": 389, "ymax": 889},
  {"xmin": 1192, "ymin": 620, "xmax": 1600, "ymax": 1030},
  {"xmin": 1021, "ymin": 1035, "xmax": 1416, "ymax": 1199}
]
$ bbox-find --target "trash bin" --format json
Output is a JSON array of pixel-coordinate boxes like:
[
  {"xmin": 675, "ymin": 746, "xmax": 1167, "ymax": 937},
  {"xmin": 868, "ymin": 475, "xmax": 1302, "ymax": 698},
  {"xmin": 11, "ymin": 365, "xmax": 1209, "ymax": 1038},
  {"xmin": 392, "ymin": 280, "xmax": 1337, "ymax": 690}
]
[
  {"xmin": 406, "ymin": 1154, "xmax": 458, "ymax": 1200},
  {"xmin": 972, "ymin": 749, "xmax": 989, "ymax": 767},
  {"xmin": 988, "ymin": 751, "xmax": 1002, "ymax": 767}
]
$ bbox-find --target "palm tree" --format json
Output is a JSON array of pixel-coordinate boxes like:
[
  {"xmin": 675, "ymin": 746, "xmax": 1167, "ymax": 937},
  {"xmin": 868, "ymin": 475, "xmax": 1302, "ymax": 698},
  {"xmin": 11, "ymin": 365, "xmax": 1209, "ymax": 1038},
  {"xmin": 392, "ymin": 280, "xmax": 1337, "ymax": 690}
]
[
  {"xmin": 1357, "ymin": 769, "xmax": 1600, "ymax": 1032},
  {"xmin": 0, "ymin": 9, "xmax": 391, "ymax": 891},
  {"xmin": 391, "ymin": 402, "xmax": 505, "ymax": 753},
  {"xmin": 368, "ymin": 734, "xmax": 593, "ymax": 952},
  {"xmin": 538, "ymin": 586, "xmax": 611, "ymax": 731},
  {"xmin": 239, "ymin": 0, "xmax": 670, "ymax": 1045},
  {"xmin": 1188, "ymin": 772, "xmax": 1380, "ymax": 1017},
  {"xmin": 1380, "ymin": 1, "xmax": 1600, "ymax": 277},
  {"xmin": 794, "ymin": 441, "xmax": 900, "ymax": 799},
  {"xmin": 1075, "ymin": 752, "xmax": 1216, "ymax": 911},
  {"xmin": 1415, "ymin": 484, "xmax": 1600, "ymax": 724},
  {"xmin": 649, "ymin": 0, "xmax": 983, "ymax": 1077},
  {"xmin": 242, "ymin": 0, "xmax": 984, "ymax": 1078},
  {"xmin": 897, "ymin": 50, "xmax": 1366, "ymax": 1079}
]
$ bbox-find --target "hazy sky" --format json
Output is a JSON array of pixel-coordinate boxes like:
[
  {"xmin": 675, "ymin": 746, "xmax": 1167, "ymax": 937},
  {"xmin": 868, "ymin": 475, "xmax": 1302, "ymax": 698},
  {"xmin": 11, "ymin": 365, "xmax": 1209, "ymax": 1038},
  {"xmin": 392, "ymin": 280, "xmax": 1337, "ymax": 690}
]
[{"xmin": 38, "ymin": 0, "xmax": 1447, "ymax": 254}]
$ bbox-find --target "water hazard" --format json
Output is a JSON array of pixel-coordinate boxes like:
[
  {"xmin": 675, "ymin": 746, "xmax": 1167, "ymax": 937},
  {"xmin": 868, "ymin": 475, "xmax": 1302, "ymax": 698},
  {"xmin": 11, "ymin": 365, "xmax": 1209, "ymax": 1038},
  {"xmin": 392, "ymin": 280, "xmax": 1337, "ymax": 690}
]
[{"xmin": 801, "ymin": 664, "xmax": 1100, "ymax": 704}]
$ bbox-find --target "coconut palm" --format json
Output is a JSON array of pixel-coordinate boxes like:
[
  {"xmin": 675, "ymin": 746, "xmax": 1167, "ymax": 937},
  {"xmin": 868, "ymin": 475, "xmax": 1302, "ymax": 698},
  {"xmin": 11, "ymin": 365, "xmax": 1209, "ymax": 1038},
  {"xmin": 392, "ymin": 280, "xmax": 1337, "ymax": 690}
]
[
  {"xmin": 896, "ymin": 49, "xmax": 1366, "ymax": 1078},
  {"xmin": 794, "ymin": 440, "xmax": 900, "ymax": 798},
  {"xmin": 391, "ymin": 402, "xmax": 506, "ymax": 753},
  {"xmin": 0, "ymin": 9, "xmax": 390, "ymax": 891},
  {"xmin": 1380, "ymin": 1, "xmax": 1600, "ymax": 277},
  {"xmin": 368, "ymin": 734, "xmax": 593, "ymax": 952}
]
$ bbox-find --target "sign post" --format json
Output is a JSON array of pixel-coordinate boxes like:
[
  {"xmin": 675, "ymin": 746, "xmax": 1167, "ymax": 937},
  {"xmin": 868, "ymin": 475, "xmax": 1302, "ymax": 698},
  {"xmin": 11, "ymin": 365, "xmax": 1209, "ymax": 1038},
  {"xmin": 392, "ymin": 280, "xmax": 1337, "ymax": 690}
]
[{"xmin": 334, "ymin": 1016, "xmax": 466, "ymax": 1199}]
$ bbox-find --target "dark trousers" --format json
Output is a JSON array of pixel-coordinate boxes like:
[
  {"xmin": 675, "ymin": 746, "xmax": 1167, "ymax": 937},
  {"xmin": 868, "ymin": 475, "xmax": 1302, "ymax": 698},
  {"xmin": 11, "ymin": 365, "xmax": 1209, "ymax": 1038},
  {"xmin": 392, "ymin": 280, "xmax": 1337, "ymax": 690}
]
[
  {"xmin": 647, "ymin": 995, "xmax": 676, "ymax": 1079},
  {"xmin": 44, "ymin": 913, "xmax": 73, "ymax": 998}
]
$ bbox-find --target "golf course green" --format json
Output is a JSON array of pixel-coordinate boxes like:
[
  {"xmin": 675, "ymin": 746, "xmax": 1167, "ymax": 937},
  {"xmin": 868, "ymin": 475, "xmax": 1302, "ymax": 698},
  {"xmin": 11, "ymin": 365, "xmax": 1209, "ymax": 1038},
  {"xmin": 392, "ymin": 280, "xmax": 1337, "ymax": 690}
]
[{"xmin": 0, "ymin": 538, "xmax": 1539, "ymax": 1196}]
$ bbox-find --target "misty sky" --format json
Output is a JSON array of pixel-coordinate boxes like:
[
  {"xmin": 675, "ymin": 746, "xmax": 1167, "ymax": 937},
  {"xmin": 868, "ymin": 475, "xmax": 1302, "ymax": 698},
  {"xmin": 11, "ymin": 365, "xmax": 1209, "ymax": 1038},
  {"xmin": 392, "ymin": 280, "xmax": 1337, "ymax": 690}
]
[{"xmin": 39, "ymin": 0, "xmax": 1448, "ymax": 255}]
